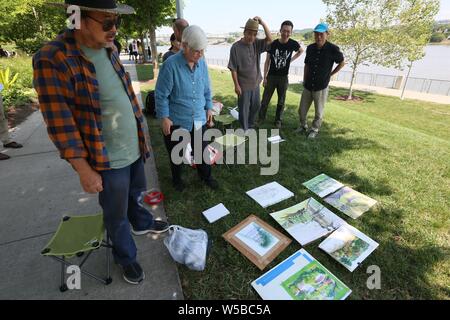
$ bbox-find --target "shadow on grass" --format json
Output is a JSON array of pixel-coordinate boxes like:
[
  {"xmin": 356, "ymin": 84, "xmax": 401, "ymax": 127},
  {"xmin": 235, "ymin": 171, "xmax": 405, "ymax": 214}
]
[
  {"xmin": 342, "ymin": 206, "xmax": 450, "ymax": 299},
  {"xmin": 143, "ymin": 92, "xmax": 448, "ymax": 299},
  {"xmin": 288, "ymin": 83, "xmax": 376, "ymax": 104},
  {"xmin": 305, "ymin": 210, "xmax": 450, "ymax": 300}
]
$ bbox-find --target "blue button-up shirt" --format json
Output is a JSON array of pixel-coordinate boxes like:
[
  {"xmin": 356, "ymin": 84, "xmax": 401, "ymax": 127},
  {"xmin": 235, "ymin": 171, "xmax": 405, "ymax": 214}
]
[{"xmin": 155, "ymin": 51, "xmax": 213, "ymax": 131}]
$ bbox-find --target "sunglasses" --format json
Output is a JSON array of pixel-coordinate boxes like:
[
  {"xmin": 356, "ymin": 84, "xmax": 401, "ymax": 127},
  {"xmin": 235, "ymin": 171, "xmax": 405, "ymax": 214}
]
[{"xmin": 86, "ymin": 15, "xmax": 121, "ymax": 32}]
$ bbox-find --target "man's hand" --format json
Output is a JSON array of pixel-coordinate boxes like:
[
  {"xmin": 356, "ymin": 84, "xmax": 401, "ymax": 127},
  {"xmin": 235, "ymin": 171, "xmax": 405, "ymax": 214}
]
[
  {"xmin": 207, "ymin": 110, "xmax": 214, "ymax": 128},
  {"xmin": 161, "ymin": 117, "xmax": 173, "ymax": 136},
  {"xmin": 253, "ymin": 16, "xmax": 263, "ymax": 24},
  {"xmin": 69, "ymin": 158, "xmax": 103, "ymax": 194},
  {"xmin": 235, "ymin": 84, "xmax": 242, "ymax": 97},
  {"xmin": 78, "ymin": 168, "xmax": 103, "ymax": 194}
]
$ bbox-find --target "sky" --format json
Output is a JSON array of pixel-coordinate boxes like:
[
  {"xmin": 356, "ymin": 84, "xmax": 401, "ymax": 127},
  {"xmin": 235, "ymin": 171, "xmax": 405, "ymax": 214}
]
[{"xmin": 157, "ymin": 0, "xmax": 450, "ymax": 35}]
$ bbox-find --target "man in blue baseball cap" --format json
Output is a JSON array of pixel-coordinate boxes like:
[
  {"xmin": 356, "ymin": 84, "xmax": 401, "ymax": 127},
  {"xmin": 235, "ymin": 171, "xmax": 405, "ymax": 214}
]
[{"xmin": 296, "ymin": 22, "xmax": 345, "ymax": 139}]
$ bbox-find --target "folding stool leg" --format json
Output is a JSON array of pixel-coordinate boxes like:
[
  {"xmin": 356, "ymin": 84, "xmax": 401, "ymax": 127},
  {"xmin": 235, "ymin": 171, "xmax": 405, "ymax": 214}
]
[
  {"xmin": 60, "ymin": 256, "xmax": 68, "ymax": 292},
  {"xmin": 105, "ymin": 231, "xmax": 112, "ymax": 285}
]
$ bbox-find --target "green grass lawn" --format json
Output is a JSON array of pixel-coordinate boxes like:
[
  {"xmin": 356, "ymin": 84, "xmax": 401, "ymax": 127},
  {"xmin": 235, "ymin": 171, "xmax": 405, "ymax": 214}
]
[
  {"xmin": 135, "ymin": 63, "xmax": 154, "ymax": 82},
  {"xmin": 142, "ymin": 68, "xmax": 450, "ymax": 300}
]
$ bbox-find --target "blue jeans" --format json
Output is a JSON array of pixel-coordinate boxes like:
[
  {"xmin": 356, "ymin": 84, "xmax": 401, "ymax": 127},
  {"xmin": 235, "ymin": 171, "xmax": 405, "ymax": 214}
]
[{"xmin": 99, "ymin": 157, "xmax": 154, "ymax": 267}]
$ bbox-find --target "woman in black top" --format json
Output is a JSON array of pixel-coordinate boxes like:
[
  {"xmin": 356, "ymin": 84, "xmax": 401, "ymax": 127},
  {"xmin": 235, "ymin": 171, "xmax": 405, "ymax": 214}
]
[{"xmin": 162, "ymin": 33, "xmax": 181, "ymax": 62}]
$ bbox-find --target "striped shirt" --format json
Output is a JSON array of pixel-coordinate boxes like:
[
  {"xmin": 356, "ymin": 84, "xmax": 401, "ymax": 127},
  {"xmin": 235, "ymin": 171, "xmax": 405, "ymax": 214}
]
[{"xmin": 33, "ymin": 29, "xmax": 150, "ymax": 171}]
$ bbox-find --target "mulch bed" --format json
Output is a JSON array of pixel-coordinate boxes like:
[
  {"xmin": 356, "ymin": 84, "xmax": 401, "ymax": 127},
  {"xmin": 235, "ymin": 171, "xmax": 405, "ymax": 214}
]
[
  {"xmin": 6, "ymin": 103, "xmax": 39, "ymax": 128},
  {"xmin": 334, "ymin": 95, "xmax": 364, "ymax": 102}
]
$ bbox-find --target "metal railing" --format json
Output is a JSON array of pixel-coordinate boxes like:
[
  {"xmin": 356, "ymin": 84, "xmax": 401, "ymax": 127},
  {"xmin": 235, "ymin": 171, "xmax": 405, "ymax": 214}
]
[{"xmin": 205, "ymin": 58, "xmax": 450, "ymax": 96}]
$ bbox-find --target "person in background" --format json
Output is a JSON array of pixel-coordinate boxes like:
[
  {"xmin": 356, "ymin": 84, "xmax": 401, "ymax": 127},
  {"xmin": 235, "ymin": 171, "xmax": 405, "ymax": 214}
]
[
  {"xmin": 147, "ymin": 46, "xmax": 152, "ymax": 62},
  {"xmin": 131, "ymin": 39, "xmax": 138, "ymax": 62},
  {"xmin": 258, "ymin": 20, "xmax": 304, "ymax": 129},
  {"xmin": 128, "ymin": 41, "xmax": 133, "ymax": 60},
  {"xmin": 296, "ymin": 23, "xmax": 345, "ymax": 139},
  {"xmin": 172, "ymin": 18, "xmax": 189, "ymax": 42},
  {"xmin": 162, "ymin": 33, "xmax": 181, "ymax": 62},
  {"xmin": 136, "ymin": 40, "xmax": 142, "ymax": 63},
  {"xmin": 228, "ymin": 17, "xmax": 272, "ymax": 132},
  {"xmin": 0, "ymin": 84, "xmax": 23, "ymax": 160},
  {"xmin": 155, "ymin": 25, "xmax": 218, "ymax": 192}
]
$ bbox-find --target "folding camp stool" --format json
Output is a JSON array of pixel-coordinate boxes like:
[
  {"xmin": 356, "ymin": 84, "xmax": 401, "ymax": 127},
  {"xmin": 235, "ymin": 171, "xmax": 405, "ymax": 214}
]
[
  {"xmin": 212, "ymin": 133, "xmax": 247, "ymax": 169},
  {"xmin": 214, "ymin": 114, "xmax": 237, "ymax": 134},
  {"xmin": 41, "ymin": 214, "xmax": 113, "ymax": 292}
]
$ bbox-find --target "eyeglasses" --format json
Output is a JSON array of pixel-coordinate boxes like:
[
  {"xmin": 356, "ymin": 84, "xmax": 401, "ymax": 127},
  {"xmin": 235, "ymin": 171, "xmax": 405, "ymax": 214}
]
[
  {"xmin": 86, "ymin": 15, "xmax": 121, "ymax": 32},
  {"xmin": 190, "ymin": 49, "xmax": 204, "ymax": 57}
]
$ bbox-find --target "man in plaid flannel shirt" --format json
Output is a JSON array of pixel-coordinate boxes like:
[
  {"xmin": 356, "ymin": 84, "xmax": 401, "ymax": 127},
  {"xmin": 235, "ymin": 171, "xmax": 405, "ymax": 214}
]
[{"xmin": 33, "ymin": 0, "xmax": 168, "ymax": 285}]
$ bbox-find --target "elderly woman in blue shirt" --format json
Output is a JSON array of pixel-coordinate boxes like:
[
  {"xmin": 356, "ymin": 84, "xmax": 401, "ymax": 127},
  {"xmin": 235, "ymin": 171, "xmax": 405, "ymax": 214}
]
[{"xmin": 155, "ymin": 25, "xmax": 218, "ymax": 192}]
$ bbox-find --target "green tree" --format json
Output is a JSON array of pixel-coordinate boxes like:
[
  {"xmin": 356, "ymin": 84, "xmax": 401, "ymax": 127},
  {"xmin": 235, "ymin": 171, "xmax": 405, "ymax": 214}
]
[
  {"xmin": 121, "ymin": 0, "xmax": 176, "ymax": 68},
  {"xmin": 0, "ymin": 0, "xmax": 66, "ymax": 53},
  {"xmin": 303, "ymin": 31, "xmax": 314, "ymax": 42},
  {"xmin": 323, "ymin": 0, "xmax": 438, "ymax": 100},
  {"xmin": 397, "ymin": 0, "xmax": 439, "ymax": 100}
]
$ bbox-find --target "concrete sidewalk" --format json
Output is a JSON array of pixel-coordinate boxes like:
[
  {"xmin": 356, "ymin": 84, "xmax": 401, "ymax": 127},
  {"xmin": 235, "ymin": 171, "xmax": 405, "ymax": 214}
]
[{"xmin": 0, "ymin": 58, "xmax": 183, "ymax": 300}]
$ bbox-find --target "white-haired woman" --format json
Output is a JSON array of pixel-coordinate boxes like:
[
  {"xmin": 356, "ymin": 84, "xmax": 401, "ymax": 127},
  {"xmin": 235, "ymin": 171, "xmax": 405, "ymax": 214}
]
[{"xmin": 155, "ymin": 25, "xmax": 218, "ymax": 192}]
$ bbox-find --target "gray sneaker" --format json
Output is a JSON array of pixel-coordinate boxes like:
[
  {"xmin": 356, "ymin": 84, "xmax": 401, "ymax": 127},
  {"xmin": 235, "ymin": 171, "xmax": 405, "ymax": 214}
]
[
  {"xmin": 307, "ymin": 131, "xmax": 319, "ymax": 139},
  {"xmin": 132, "ymin": 220, "xmax": 170, "ymax": 236},
  {"xmin": 123, "ymin": 262, "xmax": 145, "ymax": 285},
  {"xmin": 295, "ymin": 126, "xmax": 308, "ymax": 135}
]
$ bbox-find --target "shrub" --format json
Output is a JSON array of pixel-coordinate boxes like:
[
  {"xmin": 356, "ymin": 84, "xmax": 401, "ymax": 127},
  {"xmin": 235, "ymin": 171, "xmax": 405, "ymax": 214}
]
[{"xmin": 430, "ymin": 33, "xmax": 445, "ymax": 43}]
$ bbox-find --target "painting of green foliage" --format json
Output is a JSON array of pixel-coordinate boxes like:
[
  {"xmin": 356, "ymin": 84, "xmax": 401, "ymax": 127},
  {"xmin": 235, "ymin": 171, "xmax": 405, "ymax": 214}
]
[
  {"xmin": 303, "ymin": 174, "xmax": 344, "ymax": 198},
  {"xmin": 281, "ymin": 261, "xmax": 351, "ymax": 300},
  {"xmin": 329, "ymin": 236, "xmax": 370, "ymax": 268}
]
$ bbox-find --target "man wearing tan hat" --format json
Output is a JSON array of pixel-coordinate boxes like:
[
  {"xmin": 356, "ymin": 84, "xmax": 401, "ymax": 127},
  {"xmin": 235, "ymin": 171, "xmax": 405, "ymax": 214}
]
[
  {"xmin": 33, "ymin": 0, "xmax": 169, "ymax": 286},
  {"xmin": 228, "ymin": 17, "xmax": 272, "ymax": 132}
]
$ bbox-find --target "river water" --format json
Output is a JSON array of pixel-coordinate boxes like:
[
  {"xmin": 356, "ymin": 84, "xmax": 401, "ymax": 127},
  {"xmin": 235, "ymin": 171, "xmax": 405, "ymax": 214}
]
[{"xmin": 158, "ymin": 44, "xmax": 450, "ymax": 81}]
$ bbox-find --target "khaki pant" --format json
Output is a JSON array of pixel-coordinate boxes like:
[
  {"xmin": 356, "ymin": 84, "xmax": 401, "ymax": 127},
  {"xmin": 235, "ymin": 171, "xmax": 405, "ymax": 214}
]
[
  {"xmin": 0, "ymin": 92, "xmax": 11, "ymax": 144},
  {"xmin": 238, "ymin": 87, "xmax": 261, "ymax": 131},
  {"xmin": 298, "ymin": 87, "xmax": 329, "ymax": 133}
]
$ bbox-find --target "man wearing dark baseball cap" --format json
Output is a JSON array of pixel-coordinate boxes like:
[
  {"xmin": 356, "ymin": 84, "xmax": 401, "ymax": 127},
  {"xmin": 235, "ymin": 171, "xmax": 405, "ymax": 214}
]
[
  {"xmin": 296, "ymin": 22, "xmax": 345, "ymax": 139},
  {"xmin": 33, "ymin": 0, "xmax": 169, "ymax": 286}
]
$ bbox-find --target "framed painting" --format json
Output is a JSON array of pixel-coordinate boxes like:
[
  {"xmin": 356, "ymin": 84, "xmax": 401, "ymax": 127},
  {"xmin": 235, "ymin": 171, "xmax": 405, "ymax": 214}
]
[{"xmin": 223, "ymin": 215, "xmax": 291, "ymax": 270}]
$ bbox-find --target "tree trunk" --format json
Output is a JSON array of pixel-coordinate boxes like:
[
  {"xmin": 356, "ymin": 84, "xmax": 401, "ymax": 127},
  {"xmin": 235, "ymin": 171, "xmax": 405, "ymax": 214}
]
[
  {"xmin": 348, "ymin": 55, "xmax": 360, "ymax": 100},
  {"xmin": 149, "ymin": 27, "xmax": 158, "ymax": 70},
  {"xmin": 348, "ymin": 66, "xmax": 357, "ymax": 100},
  {"xmin": 401, "ymin": 61, "xmax": 413, "ymax": 100}
]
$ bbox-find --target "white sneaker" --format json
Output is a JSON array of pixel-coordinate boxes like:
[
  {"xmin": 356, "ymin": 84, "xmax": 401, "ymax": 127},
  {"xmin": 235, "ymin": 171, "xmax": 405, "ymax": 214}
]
[{"xmin": 307, "ymin": 131, "xmax": 318, "ymax": 139}]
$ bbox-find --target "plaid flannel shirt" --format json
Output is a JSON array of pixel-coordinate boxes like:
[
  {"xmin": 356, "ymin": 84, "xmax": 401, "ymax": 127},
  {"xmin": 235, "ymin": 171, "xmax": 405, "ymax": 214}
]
[{"xmin": 33, "ymin": 29, "xmax": 150, "ymax": 171}]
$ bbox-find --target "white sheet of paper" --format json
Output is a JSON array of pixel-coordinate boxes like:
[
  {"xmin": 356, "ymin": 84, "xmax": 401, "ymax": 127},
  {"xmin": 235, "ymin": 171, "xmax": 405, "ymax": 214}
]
[
  {"xmin": 246, "ymin": 182, "xmax": 294, "ymax": 208},
  {"xmin": 268, "ymin": 135, "xmax": 285, "ymax": 144},
  {"xmin": 202, "ymin": 203, "xmax": 230, "ymax": 223}
]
